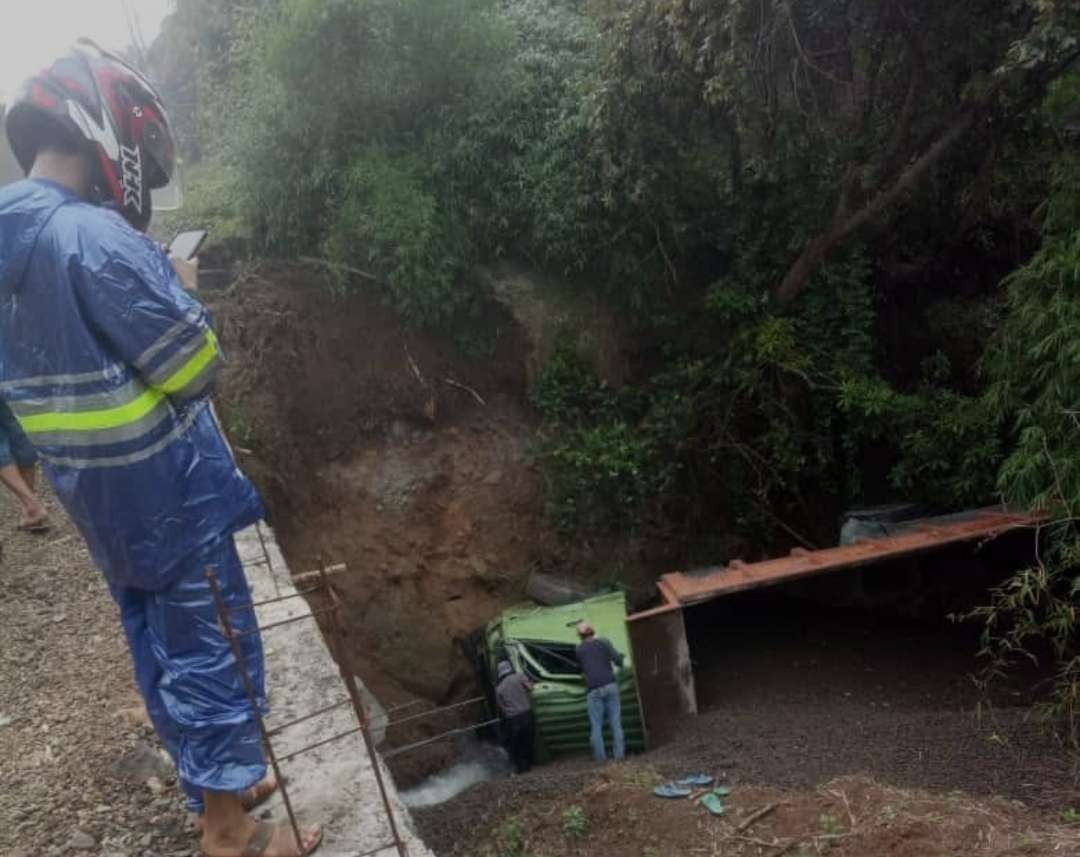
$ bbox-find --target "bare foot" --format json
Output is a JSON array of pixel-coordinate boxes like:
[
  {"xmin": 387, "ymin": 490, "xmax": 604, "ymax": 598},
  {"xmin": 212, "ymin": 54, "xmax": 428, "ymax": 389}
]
[
  {"xmin": 201, "ymin": 819, "xmax": 322, "ymax": 857},
  {"xmin": 16, "ymin": 509, "xmax": 50, "ymax": 532}
]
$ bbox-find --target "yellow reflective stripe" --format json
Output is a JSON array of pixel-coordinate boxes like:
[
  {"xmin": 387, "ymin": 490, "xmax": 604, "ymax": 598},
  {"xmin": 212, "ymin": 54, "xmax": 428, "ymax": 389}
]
[
  {"xmin": 160, "ymin": 329, "xmax": 220, "ymax": 395},
  {"xmin": 18, "ymin": 388, "xmax": 165, "ymax": 434}
]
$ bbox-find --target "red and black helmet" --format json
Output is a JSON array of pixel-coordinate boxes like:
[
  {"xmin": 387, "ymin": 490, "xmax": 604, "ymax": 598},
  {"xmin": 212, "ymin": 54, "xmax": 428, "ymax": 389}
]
[{"xmin": 5, "ymin": 39, "xmax": 175, "ymax": 231}]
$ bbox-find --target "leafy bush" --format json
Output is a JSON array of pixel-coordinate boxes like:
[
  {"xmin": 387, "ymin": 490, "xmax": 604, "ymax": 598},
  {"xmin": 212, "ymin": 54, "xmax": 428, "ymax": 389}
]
[
  {"xmin": 561, "ymin": 805, "xmax": 588, "ymax": 839},
  {"xmin": 973, "ymin": 140, "xmax": 1080, "ymax": 741},
  {"xmin": 533, "ymin": 248, "xmax": 1003, "ymax": 543},
  {"xmin": 323, "ymin": 150, "xmax": 474, "ymax": 327},
  {"xmin": 187, "ymin": 0, "xmax": 610, "ymax": 329}
]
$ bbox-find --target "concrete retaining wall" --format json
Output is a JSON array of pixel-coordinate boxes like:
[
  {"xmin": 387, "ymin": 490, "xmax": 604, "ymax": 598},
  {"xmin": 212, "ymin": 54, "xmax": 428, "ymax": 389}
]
[{"xmin": 235, "ymin": 524, "xmax": 434, "ymax": 857}]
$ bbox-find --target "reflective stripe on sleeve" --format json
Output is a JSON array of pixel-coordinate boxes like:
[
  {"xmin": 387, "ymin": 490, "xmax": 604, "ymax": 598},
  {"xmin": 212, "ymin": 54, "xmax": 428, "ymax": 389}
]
[
  {"xmin": 157, "ymin": 329, "xmax": 221, "ymax": 400},
  {"xmin": 8, "ymin": 378, "xmax": 147, "ymax": 418},
  {"xmin": 132, "ymin": 309, "xmax": 203, "ymax": 374},
  {"xmin": 22, "ymin": 397, "xmax": 172, "ymax": 447}
]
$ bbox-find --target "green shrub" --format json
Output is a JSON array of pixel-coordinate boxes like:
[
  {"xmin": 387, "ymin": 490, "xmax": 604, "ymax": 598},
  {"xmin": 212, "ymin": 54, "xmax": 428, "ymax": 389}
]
[
  {"xmin": 561, "ymin": 805, "xmax": 588, "ymax": 839},
  {"xmin": 972, "ymin": 147, "xmax": 1080, "ymax": 743}
]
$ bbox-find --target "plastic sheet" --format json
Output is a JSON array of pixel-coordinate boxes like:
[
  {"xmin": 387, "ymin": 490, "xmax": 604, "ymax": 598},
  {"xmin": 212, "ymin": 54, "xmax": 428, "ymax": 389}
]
[
  {"xmin": 0, "ymin": 177, "xmax": 269, "ymax": 810},
  {"xmin": 112, "ymin": 535, "xmax": 267, "ymax": 812},
  {"xmin": 0, "ymin": 178, "xmax": 264, "ymax": 589}
]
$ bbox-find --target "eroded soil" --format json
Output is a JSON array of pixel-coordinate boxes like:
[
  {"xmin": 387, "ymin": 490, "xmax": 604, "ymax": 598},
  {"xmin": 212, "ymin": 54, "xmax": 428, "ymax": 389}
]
[
  {"xmin": 209, "ymin": 267, "xmax": 658, "ymax": 782},
  {"xmin": 417, "ymin": 764, "xmax": 1080, "ymax": 857}
]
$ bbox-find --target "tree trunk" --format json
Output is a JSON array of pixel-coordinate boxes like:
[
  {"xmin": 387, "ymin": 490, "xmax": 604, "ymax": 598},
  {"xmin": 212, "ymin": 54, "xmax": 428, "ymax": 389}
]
[{"xmin": 774, "ymin": 110, "xmax": 975, "ymax": 304}]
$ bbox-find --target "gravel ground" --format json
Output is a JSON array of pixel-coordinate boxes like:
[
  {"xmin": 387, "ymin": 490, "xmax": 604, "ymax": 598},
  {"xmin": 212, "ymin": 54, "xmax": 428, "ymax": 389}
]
[{"xmin": 0, "ymin": 486, "xmax": 198, "ymax": 857}]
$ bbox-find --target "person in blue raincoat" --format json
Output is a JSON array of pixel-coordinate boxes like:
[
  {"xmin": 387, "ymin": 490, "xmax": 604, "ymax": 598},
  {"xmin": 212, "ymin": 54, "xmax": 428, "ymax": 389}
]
[{"xmin": 0, "ymin": 42, "xmax": 321, "ymax": 857}]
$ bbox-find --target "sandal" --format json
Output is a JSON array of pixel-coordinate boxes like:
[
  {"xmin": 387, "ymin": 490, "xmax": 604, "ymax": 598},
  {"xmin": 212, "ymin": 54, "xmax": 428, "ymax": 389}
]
[
  {"xmin": 699, "ymin": 792, "xmax": 726, "ymax": 816},
  {"xmin": 195, "ymin": 777, "xmax": 282, "ymax": 830},
  {"xmin": 16, "ymin": 519, "xmax": 51, "ymax": 534},
  {"xmin": 653, "ymin": 783, "xmax": 693, "ymax": 798},
  {"xmin": 203, "ymin": 821, "xmax": 323, "ymax": 857},
  {"xmin": 676, "ymin": 773, "xmax": 714, "ymax": 788}
]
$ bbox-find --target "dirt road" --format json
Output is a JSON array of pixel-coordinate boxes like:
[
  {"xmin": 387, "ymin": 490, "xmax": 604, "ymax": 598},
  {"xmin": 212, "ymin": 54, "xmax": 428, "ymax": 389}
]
[{"xmin": 0, "ymin": 489, "xmax": 199, "ymax": 857}]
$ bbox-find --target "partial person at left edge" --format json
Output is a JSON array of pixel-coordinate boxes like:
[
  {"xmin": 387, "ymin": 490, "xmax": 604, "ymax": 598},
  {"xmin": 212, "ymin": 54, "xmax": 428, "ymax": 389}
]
[
  {"xmin": 0, "ymin": 397, "xmax": 50, "ymax": 533},
  {"xmin": 0, "ymin": 39, "xmax": 322, "ymax": 857}
]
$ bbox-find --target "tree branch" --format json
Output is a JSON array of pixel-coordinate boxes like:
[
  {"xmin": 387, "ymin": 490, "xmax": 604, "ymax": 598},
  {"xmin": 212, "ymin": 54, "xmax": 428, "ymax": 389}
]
[
  {"xmin": 774, "ymin": 42, "xmax": 1080, "ymax": 305},
  {"xmin": 776, "ymin": 108, "xmax": 974, "ymax": 304},
  {"xmin": 881, "ymin": 5, "xmax": 926, "ymax": 177}
]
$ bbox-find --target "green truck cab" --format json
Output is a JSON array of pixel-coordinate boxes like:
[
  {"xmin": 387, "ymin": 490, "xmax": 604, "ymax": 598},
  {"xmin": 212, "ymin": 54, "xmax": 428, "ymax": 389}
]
[{"xmin": 482, "ymin": 591, "xmax": 647, "ymax": 759}]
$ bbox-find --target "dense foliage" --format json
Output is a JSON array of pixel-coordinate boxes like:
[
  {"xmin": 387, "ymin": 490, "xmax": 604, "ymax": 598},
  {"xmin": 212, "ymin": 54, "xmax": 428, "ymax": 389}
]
[
  {"xmin": 973, "ymin": 75, "xmax": 1080, "ymax": 739},
  {"xmin": 151, "ymin": 0, "xmax": 1080, "ymax": 726}
]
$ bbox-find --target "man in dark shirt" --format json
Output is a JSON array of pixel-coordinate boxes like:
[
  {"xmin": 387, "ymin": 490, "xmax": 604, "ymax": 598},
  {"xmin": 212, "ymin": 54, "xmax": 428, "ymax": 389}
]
[
  {"xmin": 494, "ymin": 660, "xmax": 536, "ymax": 773},
  {"xmin": 574, "ymin": 621, "xmax": 626, "ymax": 762}
]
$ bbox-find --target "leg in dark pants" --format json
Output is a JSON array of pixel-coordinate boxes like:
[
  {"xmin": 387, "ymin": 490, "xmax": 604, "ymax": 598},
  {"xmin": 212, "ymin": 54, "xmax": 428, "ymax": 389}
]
[{"xmin": 505, "ymin": 712, "xmax": 535, "ymax": 773}]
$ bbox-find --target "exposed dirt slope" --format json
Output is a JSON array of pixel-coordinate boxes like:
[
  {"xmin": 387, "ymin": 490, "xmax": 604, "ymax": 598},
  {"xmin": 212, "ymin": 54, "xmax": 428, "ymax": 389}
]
[{"xmin": 210, "ymin": 266, "xmax": 612, "ymax": 777}]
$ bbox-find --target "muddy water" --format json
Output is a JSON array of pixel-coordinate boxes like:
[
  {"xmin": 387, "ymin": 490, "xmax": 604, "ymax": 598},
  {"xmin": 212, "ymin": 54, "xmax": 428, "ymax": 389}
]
[{"xmin": 400, "ymin": 740, "xmax": 511, "ymax": 808}]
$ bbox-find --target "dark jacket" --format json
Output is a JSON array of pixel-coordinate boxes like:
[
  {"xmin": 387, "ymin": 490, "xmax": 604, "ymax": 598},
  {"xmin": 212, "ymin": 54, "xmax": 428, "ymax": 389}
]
[
  {"xmin": 576, "ymin": 637, "xmax": 624, "ymax": 690},
  {"xmin": 495, "ymin": 665, "xmax": 532, "ymax": 718}
]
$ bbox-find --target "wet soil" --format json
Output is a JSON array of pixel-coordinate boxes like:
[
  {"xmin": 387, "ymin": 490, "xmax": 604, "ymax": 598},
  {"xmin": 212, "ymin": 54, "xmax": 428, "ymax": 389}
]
[{"xmin": 417, "ymin": 763, "xmax": 1080, "ymax": 857}]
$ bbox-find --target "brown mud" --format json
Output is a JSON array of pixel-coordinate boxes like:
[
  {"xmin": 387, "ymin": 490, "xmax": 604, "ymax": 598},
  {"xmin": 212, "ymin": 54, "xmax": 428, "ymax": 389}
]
[{"xmin": 416, "ymin": 764, "xmax": 1080, "ymax": 857}]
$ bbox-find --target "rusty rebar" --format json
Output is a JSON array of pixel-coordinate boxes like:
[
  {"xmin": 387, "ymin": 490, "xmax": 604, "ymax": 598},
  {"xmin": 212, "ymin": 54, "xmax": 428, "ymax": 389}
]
[
  {"xmin": 227, "ymin": 587, "xmax": 326, "ymax": 614},
  {"xmin": 206, "ymin": 567, "xmax": 304, "ymax": 852},
  {"xmin": 276, "ymin": 726, "xmax": 363, "ymax": 764},
  {"xmin": 382, "ymin": 718, "xmax": 501, "ymax": 759},
  {"xmin": 320, "ymin": 563, "xmax": 409, "ymax": 857},
  {"xmin": 382, "ymin": 696, "xmax": 486, "ymax": 730},
  {"xmin": 232, "ymin": 606, "xmax": 337, "ymax": 638},
  {"xmin": 266, "ymin": 698, "xmax": 353, "ymax": 738}
]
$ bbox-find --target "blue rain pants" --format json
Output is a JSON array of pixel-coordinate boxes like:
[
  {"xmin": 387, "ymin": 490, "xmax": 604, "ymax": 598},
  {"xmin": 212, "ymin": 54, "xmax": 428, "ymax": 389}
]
[{"xmin": 110, "ymin": 534, "xmax": 267, "ymax": 813}]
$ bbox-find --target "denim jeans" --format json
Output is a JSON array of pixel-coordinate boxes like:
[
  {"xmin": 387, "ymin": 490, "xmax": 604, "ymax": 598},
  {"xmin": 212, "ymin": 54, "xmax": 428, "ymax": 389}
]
[{"xmin": 586, "ymin": 682, "xmax": 625, "ymax": 762}]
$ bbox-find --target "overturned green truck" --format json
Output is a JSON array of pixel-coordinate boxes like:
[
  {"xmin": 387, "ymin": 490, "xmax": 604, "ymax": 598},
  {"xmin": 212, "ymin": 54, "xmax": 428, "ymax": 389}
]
[{"xmin": 479, "ymin": 591, "xmax": 647, "ymax": 759}]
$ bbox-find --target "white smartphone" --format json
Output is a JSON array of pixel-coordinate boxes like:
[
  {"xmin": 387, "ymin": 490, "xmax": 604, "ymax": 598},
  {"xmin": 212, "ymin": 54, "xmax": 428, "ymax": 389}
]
[{"xmin": 168, "ymin": 228, "xmax": 208, "ymax": 261}]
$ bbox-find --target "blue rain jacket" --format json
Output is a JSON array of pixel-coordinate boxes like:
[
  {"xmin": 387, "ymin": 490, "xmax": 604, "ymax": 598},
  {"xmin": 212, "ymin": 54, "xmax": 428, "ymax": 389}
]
[{"xmin": 0, "ymin": 179, "xmax": 264, "ymax": 589}]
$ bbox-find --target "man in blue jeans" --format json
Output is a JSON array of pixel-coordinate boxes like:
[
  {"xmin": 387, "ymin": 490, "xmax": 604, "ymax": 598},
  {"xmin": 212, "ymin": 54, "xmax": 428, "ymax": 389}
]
[{"xmin": 575, "ymin": 621, "xmax": 626, "ymax": 762}]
